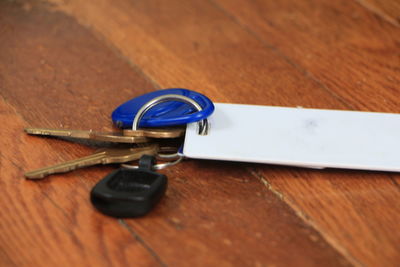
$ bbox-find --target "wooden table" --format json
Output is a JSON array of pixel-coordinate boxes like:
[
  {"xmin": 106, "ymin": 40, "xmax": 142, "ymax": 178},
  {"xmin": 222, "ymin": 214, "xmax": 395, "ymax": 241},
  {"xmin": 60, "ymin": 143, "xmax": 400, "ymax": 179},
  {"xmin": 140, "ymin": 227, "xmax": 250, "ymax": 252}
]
[{"xmin": 1, "ymin": 0, "xmax": 399, "ymax": 266}]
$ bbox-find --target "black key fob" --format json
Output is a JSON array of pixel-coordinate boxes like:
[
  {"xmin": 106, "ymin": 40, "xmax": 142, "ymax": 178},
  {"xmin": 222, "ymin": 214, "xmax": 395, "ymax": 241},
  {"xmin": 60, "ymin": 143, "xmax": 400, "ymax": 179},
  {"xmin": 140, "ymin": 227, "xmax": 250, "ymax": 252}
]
[{"xmin": 90, "ymin": 155, "xmax": 167, "ymax": 218}]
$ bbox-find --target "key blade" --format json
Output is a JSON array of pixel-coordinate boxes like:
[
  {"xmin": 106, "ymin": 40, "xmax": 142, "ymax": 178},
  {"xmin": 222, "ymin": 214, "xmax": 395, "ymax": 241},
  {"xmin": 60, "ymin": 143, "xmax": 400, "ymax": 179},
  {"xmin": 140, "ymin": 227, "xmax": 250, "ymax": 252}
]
[
  {"xmin": 25, "ymin": 128, "xmax": 92, "ymax": 139},
  {"xmin": 24, "ymin": 145, "xmax": 159, "ymax": 179},
  {"xmin": 89, "ymin": 132, "xmax": 149, "ymax": 143},
  {"xmin": 25, "ymin": 127, "xmax": 151, "ymax": 144},
  {"xmin": 123, "ymin": 127, "xmax": 185, "ymax": 138},
  {"xmin": 25, "ymin": 151, "xmax": 107, "ymax": 179},
  {"xmin": 101, "ymin": 144, "xmax": 159, "ymax": 164}
]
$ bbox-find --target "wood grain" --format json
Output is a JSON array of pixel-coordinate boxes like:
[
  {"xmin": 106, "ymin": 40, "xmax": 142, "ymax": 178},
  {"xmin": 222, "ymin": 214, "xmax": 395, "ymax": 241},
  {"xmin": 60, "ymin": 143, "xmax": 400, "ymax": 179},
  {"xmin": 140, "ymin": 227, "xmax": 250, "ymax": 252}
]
[
  {"xmin": 0, "ymin": 1, "xmax": 353, "ymax": 266},
  {"xmin": 356, "ymin": 0, "xmax": 400, "ymax": 26},
  {"xmin": 215, "ymin": 0, "xmax": 400, "ymax": 112},
  {"xmin": 39, "ymin": 0, "xmax": 400, "ymax": 266},
  {"xmin": 45, "ymin": 0, "xmax": 348, "ymax": 109}
]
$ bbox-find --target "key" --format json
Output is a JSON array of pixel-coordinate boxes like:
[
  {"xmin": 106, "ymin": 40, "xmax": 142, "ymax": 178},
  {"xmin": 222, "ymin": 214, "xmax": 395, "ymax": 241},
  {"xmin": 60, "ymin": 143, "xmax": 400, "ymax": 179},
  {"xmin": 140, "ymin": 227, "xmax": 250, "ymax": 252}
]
[
  {"xmin": 91, "ymin": 155, "xmax": 167, "ymax": 217},
  {"xmin": 122, "ymin": 127, "xmax": 185, "ymax": 138},
  {"xmin": 24, "ymin": 145, "xmax": 159, "ymax": 179},
  {"xmin": 25, "ymin": 127, "xmax": 184, "ymax": 143},
  {"xmin": 24, "ymin": 127, "xmax": 148, "ymax": 143}
]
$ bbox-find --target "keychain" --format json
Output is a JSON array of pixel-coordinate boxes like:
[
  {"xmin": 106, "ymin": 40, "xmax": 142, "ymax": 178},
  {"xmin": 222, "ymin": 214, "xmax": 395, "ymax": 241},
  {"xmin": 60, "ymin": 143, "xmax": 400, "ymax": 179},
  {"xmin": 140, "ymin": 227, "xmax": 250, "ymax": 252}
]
[
  {"xmin": 23, "ymin": 88, "xmax": 213, "ymax": 218},
  {"xmin": 24, "ymin": 88, "xmax": 400, "ymax": 218},
  {"xmin": 91, "ymin": 90, "xmax": 211, "ymax": 217}
]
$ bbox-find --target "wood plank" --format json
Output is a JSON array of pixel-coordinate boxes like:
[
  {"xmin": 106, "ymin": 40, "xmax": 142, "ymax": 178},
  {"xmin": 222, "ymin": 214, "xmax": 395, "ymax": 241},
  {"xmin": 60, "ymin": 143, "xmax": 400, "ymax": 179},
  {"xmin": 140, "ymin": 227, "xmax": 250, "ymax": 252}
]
[
  {"xmin": 43, "ymin": 0, "xmax": 400, "ymax": 266},
  {"xmin": 0, "ymin": 1, "xmax": 352, "ymax": 266},
  {"xmin": 215, "ymin": 0, "xmax": 400, "ymax": 113}
]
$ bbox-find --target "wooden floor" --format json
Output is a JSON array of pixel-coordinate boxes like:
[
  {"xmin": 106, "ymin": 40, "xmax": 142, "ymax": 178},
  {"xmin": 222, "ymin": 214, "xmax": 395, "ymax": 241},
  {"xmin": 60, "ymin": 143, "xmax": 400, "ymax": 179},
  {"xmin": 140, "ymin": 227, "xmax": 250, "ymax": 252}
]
[{"xmin": 1, "ymin": 0, "xmax": 399, "ymax": 266}]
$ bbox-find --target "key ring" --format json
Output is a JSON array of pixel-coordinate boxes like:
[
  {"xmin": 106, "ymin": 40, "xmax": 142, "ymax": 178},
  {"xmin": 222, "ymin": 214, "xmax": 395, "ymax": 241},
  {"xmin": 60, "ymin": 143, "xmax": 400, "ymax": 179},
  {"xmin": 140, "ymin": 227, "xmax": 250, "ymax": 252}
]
[
  {"xmin": 122, "ymin": 155, "xmax": 184, "ymax": 170},
  {"xmin": 132, "ymin": 94, "xmax": 209, "ymax": 135},
  {"xmin": 123, "ymin": 94, "xmax": 209, "ymax": 170}
]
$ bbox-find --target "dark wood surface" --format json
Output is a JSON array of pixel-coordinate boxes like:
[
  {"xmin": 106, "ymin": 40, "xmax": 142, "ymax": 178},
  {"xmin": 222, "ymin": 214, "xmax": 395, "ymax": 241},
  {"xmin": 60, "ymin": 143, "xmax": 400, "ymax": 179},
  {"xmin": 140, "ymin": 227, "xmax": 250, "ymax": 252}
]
[{"xmin": 0, "ymin": 0, "xmax": 399, "ymax": 266}]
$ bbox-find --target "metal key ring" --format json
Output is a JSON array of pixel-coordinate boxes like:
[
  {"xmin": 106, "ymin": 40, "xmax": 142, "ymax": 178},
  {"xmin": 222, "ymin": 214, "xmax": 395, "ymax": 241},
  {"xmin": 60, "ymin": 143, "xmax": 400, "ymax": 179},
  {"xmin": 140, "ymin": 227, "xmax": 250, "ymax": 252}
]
[
  {"xmin": 132, "ymin": 94, "xmax": 209, "ymax": 136},
  {"xmin": 121, "ymin": 156, "xmax": 184, "ymax": 170}
]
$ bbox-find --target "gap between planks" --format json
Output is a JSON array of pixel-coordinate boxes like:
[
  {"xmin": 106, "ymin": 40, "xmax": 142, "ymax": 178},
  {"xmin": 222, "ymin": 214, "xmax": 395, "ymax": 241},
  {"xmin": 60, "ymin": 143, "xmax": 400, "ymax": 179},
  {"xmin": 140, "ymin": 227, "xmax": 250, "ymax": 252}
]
[
  {"xmin": 353, "ymin": 0, "xmax": 400, "ymax": 27},
  {"xmin": 248, "ymin": 167, "xmax": 363, "ymax": 267},
  {"xmin": 118, "ymin": 220, "xmax": 168, "ymax": 267}
]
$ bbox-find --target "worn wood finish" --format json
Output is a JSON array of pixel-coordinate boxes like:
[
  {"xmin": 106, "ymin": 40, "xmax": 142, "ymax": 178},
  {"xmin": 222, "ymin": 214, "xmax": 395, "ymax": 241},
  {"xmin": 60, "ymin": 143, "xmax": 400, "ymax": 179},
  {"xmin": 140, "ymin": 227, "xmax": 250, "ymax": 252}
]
[
  {"xmin": 1, "ymin": 0, "xmax": 399, "ymax": 266},
  {"xmin": 0, "ymin": 1, "xmax": 352, "ymax": 266}
]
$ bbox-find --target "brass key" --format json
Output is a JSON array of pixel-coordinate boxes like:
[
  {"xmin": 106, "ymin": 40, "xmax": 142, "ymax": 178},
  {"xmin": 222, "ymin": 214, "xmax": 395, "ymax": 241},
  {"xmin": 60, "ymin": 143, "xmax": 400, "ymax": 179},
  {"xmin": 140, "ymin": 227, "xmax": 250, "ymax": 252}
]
[
  {"xmin": 25, "ymin": 127, "xmax": 185, "ymax": 143},
  {"xmin": 25, "ymin": 145, "xmax": 159, "ymax": 179},
  {"xmin": 122, "ymin": 127, "xmax": 185, "ymax": 138},
  {"xmin": 25, "ymin": 128, "xmax": 148, "ymax": 143}
]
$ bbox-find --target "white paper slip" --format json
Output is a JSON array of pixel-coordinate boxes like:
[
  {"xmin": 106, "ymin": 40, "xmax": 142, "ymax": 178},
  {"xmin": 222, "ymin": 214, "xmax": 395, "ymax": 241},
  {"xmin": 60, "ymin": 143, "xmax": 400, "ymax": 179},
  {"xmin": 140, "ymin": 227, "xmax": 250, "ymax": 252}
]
[{"xmin": 183, "ymin": 103, "xmax": 400, "ymax": 172}]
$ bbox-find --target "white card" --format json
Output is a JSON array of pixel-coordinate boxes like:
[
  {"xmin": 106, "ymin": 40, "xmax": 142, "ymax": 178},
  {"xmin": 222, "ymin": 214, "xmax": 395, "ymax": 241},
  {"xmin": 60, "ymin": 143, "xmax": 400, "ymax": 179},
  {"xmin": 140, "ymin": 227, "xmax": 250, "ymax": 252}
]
[{"xmin": 183, "ymin": 103, "xmax": 400, "ymax": 172}]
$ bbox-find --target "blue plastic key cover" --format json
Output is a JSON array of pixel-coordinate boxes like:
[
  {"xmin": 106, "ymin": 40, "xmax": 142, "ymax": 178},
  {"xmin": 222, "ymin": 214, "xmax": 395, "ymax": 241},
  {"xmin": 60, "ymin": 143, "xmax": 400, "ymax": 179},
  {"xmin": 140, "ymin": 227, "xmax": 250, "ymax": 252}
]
[{"xmin": 111, "ymin": 88, "xmax": 214, "ymax": 128}]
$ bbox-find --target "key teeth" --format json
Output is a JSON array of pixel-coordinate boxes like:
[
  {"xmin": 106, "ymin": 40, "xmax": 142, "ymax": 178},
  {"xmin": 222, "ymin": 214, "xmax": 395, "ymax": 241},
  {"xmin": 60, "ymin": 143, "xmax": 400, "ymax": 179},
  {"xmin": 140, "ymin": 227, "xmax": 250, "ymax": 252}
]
[{"xmin": 24, "ymin": 127, "xmax": 53, "ymax": 136}]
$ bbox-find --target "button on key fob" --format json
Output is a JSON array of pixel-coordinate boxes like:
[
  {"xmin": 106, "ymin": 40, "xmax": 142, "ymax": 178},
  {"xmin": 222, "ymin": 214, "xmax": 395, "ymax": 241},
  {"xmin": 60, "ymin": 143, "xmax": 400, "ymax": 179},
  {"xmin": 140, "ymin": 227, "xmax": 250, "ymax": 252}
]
[{"xmin": 90, "ymin": 155, "xmax": 167, "ymax": 218}]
